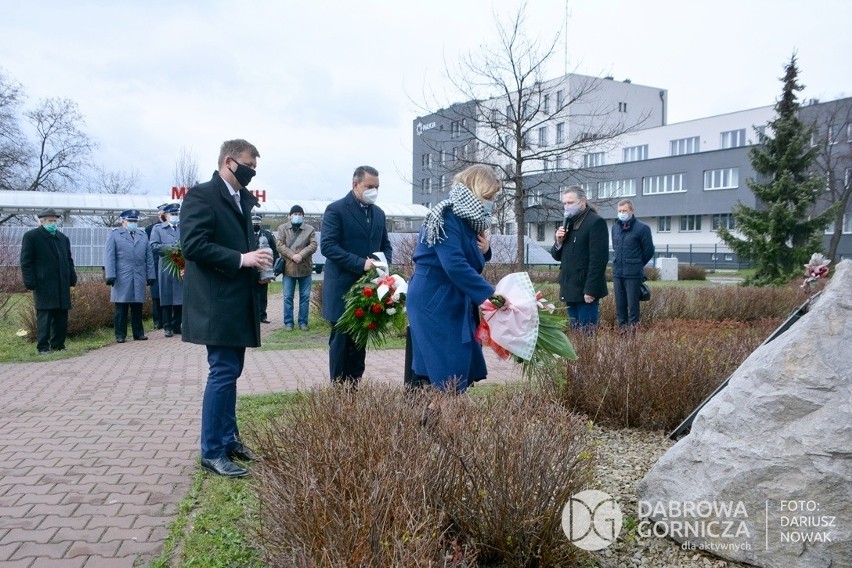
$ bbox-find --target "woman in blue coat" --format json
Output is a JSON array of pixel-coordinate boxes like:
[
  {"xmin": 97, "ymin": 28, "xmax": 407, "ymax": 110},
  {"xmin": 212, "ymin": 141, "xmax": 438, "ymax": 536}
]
[
  {"xmin": 407, "ymin": 164, "xmax": 500, "ymax": 392},
  {"xmin": 104, "ymin": 210, "xmax": 156, "ymax": 342}
]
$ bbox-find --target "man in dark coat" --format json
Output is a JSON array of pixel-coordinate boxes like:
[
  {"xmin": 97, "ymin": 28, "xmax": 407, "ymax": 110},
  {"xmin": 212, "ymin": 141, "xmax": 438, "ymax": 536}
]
[
  {"xmin": 180, "ymin": 139, "xmax": 272, "ymax": 478},
  {"xmin": 611, "ymin": 199, "xmax": 655, "ymax": 328},
  {"xmin": 145, "ymin": 208, "xmax": 168, "ymax": 329},
  {"xmin": 20, "ymin": 208, "xmax": 78, "ymax": 354},
  {"xmin": 251, "ymin": 212, "xmax": 278, "ymax": 324},
  {"xmin": 551, "ymin": 186, "xmax": 609, "ymax": 330},
  {"xmin": 104, "ymin": 209, "xmax": 156, "ymax": 342},
  {"xmin": 321, "ymin": 165, "xmax": 392, "ymax": 384}
]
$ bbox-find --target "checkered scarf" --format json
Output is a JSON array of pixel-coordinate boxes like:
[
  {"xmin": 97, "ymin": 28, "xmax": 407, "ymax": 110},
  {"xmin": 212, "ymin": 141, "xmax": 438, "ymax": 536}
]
[{"xmin": 422, "ymin": 182, "xmax": 489, "ymax": 247}]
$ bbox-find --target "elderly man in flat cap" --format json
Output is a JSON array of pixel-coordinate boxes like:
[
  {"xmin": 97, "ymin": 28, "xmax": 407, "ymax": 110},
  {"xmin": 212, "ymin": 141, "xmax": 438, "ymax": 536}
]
[
  {"xmin": 20, "ymin": 208, "xmax": 78, "ymax": 355},
  {"xmin": 105, "ymin": 210, "xmax": 156, "ymax": 343}
]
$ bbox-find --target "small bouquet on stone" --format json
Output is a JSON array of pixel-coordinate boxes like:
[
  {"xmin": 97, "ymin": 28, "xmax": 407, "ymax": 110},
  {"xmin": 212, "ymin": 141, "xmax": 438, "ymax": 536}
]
[
  {"xmin": 335, "ymin": 252, "xmax": 408, "ymax": 350},
  {"xmin": 801, "ymin": 252, "xmax": 830, "ymax": 291},
  {"xmin": 160, "ymin": 244, "xmax": 186, "ymax": 280},
  {"xmin": 476, "ymin": 272, "xmax": 576, "ymax": 378}
]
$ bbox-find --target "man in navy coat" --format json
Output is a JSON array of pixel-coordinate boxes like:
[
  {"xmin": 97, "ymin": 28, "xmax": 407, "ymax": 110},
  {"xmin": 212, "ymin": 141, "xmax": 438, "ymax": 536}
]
[
  {"xmin": 611, "ymin": 199, "xmax": 654, "ymax": 327},
  {"xmin": 20, "ymin": 208, "xmax": 77, "ymax": 355},
  {"xmin": 321, "ymin": 166, "xmax": 392, "ymax": 384},
  {"xmin": 180, "ymin": 139, "xmax": 272, "ymax": 478},
  {"xmin": 104, "ymin": 210, "xmax": 155, "ymax": 342}
]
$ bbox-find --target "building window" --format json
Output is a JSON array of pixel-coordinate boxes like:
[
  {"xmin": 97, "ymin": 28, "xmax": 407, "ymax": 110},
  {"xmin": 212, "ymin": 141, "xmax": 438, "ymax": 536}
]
[
  {"xmin": 439, "ymin": 150, "xmax": 446, "ymax": 165},
  {"xmin": 643, "ymin": 173, "xmax": 686, "ymax": 195},
  {"xmin": 537, "ymin": 223, "xmax": 545, "ymax": 241},
  {"xmin": 543, "ymin": 93, "xmax": 550, "ymax": 114},
  {"xmin": 556, "ymin": 89, "xmax": 564, "ymax": 110},
  {"xmin": 712, "ymin": 213, "xmax": 736, "ymax": 231},
  {"xmin": 704, "ymin": 167, "xmax": 739, "ymax": 190},
  {"xmin": 420, "ymin": 179, "xmax": 427, "ymax": 194},
  {"xmin": 556, "ymin": 154, "xmax": 566, "ymax": 169},
  {"xmin": 579, "ymin": 183, "xmax": 592, "ymax": 196},
  {"xmin": 439, "ymin": 175, "xmax": 446, "ymax": 191},
  {"xmin": 490, "ymin": 108, "xmax": 498, "ymax": 124},
  {"xmin": 556, "ymin": 122, "xmax": 565, "ymax": 144},
  {"xmin": 505, "ymin": 222, "xmax": 515, "ymax": 234},
  {"xmin": 830, "ymin": 214, "xmax": 852, "ymax": 234},
  {"xmin": 623, "ymin": 144, "xmax": 648, "ymax": 162},
  {"xmin": 451, "ymin": 122, "xmax": 460, "ymax": 138},
  {"xmin": 847, "ymin": 123, "xmax": 852, "ymax": 143},
  {"xmin": 680, "ymin": 215, "xmax": 702, "ymax": 232},
  {"xmin": 461, "ymin": 118, "xmax": 467, "ymax": 130},
  {"xmin": 617, "ymin": 102, "xmax": 628, "ymax": 113},
  {"xmin": 542, "ymin": 157, "xmax": 551, "ymax": 171},
  {"xmin": 538, "ymin": 126, "xmax": 548, "ymax": 147},
  {"xmin": 528, "ymin": 188, "xmax": 542, "ymax": 207},
  {"xmin": 657, "ymin": 216, "xmax": 671, "ymax": 232},
  {"xmin": 828, "ymin": 125, "xmax": 836, "ymax": 145},
  {"xmin": 720, "ymin": 129, "xmax": 746, "ymax": 149},
  {"xmin": 670, "ymin": 136, "xmax": 700, "ymax": 156},
  {"xmin": 506, "ymin": 105, "xmax": 516, "ymax": 123},
  {"xmin": 583, "ymin": 152, "xmax": 605, "ymax": 168},
  {"xmin": 598, "ymin": 179, "xmax": 637, "ymax": 199},
  {"xmin": 452, "ymin": 147, "xmax": 459, "ymax": 161}
]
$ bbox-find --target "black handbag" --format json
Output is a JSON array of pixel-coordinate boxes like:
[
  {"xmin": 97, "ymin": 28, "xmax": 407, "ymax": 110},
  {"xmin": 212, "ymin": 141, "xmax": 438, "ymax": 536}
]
[
  {"xmin": 639, "ymin": 281, "xmax": 651, "ymax": 302},
  {"xmin": 273, "ymin": 257, "xmax": 284, "ymax": 276}
]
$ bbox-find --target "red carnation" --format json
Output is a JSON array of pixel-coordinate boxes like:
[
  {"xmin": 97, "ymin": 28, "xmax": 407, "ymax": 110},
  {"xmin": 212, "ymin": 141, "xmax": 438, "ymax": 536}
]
[
  {"xmin": 385, "ymin": 296, "xmax": 394, "ymax": 305},
  {"xmin": 354, "ymin": 307, "xmax": 365, "ymax": 318},
  {"xmin": 371, "ymin": 303, "xmax": 383, "ymax": 314},
  {"xmin": 367, "ymin": 322, "xmax": 378, "ymax": 331},
  {"xmin": 363, "ymin": 286, "xmax": 374, "ymax": 297}
]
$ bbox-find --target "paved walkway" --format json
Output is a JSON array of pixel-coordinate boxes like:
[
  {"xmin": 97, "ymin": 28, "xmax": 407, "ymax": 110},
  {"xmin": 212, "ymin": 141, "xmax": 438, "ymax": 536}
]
[{"xmin": 0, "ymin": 293, "xmax": 522, "ymax": 567}]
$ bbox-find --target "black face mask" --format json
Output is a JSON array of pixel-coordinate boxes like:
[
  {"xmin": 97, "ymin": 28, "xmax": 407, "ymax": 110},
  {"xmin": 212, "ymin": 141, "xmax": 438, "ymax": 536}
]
[
  {"xmin": 253, "ymin": 225, "xmax": 261, "ymax": 232},
  {"xmin": 230, "ymin": 159, "xmax": 256, "ymax": 188}
]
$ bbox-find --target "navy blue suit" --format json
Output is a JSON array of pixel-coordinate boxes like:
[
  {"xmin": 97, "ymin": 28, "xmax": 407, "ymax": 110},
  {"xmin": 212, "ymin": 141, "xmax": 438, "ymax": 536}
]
[
  {"xmin": 611, "ymin": 216, "xmax": 654, "ymax": 326},
  {"xmin": 321, "ymin": 191, "xmax": 392, "ymax": 382}
]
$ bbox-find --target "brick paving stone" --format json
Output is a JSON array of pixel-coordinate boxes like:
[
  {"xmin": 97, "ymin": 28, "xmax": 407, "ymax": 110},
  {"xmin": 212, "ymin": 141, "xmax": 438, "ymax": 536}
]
[
  {"xmin": 31, "ymin": 556, "xmax": 87, "ymax": 567},
  {"xmin": 0, "ymin": 542, "xmax": 20, "ymax": 562},
  {"xmin": 10, "ymin": 540, "xmax": 69, "ymax": 559},
  {"xmin": 64, "ymin": 541, "xmax": 121, "ymax": 559},
  {"xmin": 82, "ymin": 555, "xmax": 136, "ymax": 568}
]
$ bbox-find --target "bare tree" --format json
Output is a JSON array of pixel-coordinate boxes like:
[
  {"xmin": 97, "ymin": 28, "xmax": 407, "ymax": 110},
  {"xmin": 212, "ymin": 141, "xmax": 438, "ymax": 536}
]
[
  {"xmin": 809, "ymin": 100, "xmax": 852, "ymax": 264},
  {"xmin": 417, "ymin": 3, "xmax": 649, "ymax": 265},
  {"xmin": 173, "ymin": 146, "xmax": 199, "ymax": 188},
  {"xmin": 24, "ymin": 97, "xmax": 95, "ymax": 193},
  {"xmin": 80, "ymin": 166, "xmax": 142, "ymax": 227},
  {"xmin": 0, "ymin": 70, "xmax": 29, "ymax": 193}
]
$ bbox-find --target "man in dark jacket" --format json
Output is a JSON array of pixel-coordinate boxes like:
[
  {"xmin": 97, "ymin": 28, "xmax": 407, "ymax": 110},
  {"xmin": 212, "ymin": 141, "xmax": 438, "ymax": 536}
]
[
  {"xmin": 611, "ymin": 199, "xmax": 655, "ymax": 328},
  {"xmin": 321, "ymin": 165, "xmax": 392, "ymax": 384},
  {"xmin": 251, "ymin": 212, "xmax": 278, "ymax": 324},
  {"xmin": 180, "ymin": 139, "xmax": 272, "ymax": 478},
  {"xmin": 20, "ymin": 208, "xmax": 78, "ymax": 354},
  {"xmin": 550, "ymin": 186, "xmax": 609, "ymax": 330}
]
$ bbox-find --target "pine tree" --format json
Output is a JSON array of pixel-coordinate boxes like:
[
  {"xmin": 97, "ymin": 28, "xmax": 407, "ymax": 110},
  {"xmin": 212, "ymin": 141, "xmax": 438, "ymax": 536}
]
[{"xmin": 718, "ymin": 55, "xmax": 835, "ymax": 286}]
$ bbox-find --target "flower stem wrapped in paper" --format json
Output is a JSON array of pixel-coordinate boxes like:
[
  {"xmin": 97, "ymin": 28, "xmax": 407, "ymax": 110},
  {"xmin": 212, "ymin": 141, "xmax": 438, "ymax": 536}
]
[
  {"xmin": 334, "ymin": 252, "xmax": 408, "ymax": 350},
  {"xmin": 160, "ymin": 244, "xmax": 185, "ymax": 281},
  {"xmin": 476, "ymin": 272, "xmax": 576, "ymax": 378}
]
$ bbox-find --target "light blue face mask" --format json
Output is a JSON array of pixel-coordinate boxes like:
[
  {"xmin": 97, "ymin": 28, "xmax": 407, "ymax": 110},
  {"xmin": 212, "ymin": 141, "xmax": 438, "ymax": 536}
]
[
  {"xmin": 617, "ymin": 213, "xmax": 631, "ymax": 222},
  {"xmin": 126, "ymin": 222, "xmax": 138, "ymax": 231},
  {"xmin": 483, "ymin": 201, "xmax": 494, "ymax": 215}
]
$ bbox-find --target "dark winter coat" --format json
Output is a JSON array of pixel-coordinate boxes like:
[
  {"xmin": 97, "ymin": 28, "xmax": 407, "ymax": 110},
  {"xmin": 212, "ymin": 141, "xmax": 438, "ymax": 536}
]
[
  {"xmin": 407, "ymin": 212, "xmax": 494, "ymax": 390},
  {"xmin": 321, "ymin": 191, "xmax": 393, "ymax": 322},
  {"xmin": 550, "ymin": 208, "xmax": 609, "ymax": 303},
  {"xmin": 611, "ymin": 217, "xmax": 655, "ymax": 279},
  {"xmin": 180, "ymin": 171, "xmax": 263, "ymax": 348},
  {"xmin": 20, "ymin": 226, "xmax": 77, "ymax": 310},
  {"xmin": 104, "ymin": 228, "xmax": 155, "ymax": 303}
]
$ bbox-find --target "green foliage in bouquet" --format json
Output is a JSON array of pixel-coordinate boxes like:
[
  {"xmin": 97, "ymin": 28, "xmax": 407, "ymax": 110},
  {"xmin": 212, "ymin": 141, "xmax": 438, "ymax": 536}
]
[
  {"xmin": 160, "ymin": 244, "xmax": 185, "ymax": 281},
  {"xmin": 334, "ymin": 269, "xmax": 407, "ymax": 350}
]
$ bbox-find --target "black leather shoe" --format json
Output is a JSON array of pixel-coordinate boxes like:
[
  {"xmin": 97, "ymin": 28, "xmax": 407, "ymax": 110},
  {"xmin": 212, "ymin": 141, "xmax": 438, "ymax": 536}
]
[
  {"xmin": 260, "ymin": 319, "xmax": 271, "ymax": 324},
  {"xmin": 227, "ymin": 443, "xmax": 258, "ymax": 462},
  {"xmin": 116, "ymin": 338, "xmax": 126, "ymax": 343},
  {"xmin": 200, "ymin": 457, "xmax": 248, "ymax": 477},
  {"xmin": 164, "ymin": 330, "xmax": 174, "ymax": 337},
  {"xmin": 134, "ymin": 336, "xmax": 148, "ymax": 341}
]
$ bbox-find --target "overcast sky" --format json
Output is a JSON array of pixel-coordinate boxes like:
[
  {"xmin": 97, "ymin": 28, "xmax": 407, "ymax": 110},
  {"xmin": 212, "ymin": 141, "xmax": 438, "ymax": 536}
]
[{"xmin": 2, "ymin": 0, "xmax": 849, "ymax": 205}]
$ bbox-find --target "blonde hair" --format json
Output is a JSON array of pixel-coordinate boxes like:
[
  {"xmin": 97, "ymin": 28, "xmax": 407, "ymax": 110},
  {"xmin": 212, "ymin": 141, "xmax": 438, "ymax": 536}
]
[{"xmin": 453, "ymin": 164, "xmax": 501, "ymax": 200}]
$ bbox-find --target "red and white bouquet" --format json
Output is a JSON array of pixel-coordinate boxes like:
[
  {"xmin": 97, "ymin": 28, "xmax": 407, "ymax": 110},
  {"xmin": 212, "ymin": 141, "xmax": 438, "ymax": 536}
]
[
  {"xmin": 160, "ymin": 244, "xmax": 185, "ymax": 280},
  {"xmin": 475, "ymin": 272, "xmax": 576, "ymax": 377},
  {"xmin": 335, "ymin": 253, "xmax": 408, "ymax": 350}
]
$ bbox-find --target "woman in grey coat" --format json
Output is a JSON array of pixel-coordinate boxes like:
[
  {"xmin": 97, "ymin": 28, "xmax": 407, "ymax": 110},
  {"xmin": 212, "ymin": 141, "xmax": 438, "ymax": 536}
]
[
  {"xmin": 150, "ymin": 204, "xmax": 184, "ymax": 337},
  {"xmin": 104, "ymin": 210, "xmax": 156, "ymax": 342}
]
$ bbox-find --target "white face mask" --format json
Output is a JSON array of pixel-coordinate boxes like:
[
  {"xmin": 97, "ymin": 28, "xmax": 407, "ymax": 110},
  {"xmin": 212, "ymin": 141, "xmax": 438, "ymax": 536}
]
[
  {"xmin": 170, "ymin": 216, "xmax": 179, "ymax": 225},
  {"xmin": 361, "ymin": 188, "xmax": 378, "ymax": 205}
]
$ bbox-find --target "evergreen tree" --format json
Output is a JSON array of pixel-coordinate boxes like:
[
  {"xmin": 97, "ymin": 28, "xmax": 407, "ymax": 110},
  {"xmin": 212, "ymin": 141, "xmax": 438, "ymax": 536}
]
[{"xmin": 718, "ymin": 56, "xmax": 835, "ymax": 285}]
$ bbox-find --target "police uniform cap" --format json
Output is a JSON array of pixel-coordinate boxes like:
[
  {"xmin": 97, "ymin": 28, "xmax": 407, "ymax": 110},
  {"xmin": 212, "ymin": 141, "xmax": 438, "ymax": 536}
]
[
  {"xmin": 251, "ymin": 213, "xmax": 262, "ymax": 222},
  {"xmin": 162, "ymin": 203, "xmax": 180, "ymax": 214},
  {"xmin": 120, "ymin": 209, "xmax": 141, "ymax": 221}
]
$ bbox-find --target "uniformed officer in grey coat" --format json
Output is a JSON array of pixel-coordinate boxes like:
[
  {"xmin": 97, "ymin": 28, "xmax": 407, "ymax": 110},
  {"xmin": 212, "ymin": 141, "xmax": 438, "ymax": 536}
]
[
  {"xmin": 150, "ymin": 203, "xmax": 184, "ymax": 337},
  {"xmin": 105, "ymin": 210, "xmax": 156, "ymax": 342}
]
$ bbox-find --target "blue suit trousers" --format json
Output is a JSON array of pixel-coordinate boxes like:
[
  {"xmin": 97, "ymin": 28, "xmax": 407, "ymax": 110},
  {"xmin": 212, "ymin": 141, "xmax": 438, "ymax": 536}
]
[{"xmin": 201, "ymin": 345, "xmax": 246, "ymax": 460}]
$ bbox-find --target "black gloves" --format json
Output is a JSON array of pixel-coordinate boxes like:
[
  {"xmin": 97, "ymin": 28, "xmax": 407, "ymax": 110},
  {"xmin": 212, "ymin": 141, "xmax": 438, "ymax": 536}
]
[{"xmin": 106, "ymin": 277, "xmax": 116, "ymax": 286}]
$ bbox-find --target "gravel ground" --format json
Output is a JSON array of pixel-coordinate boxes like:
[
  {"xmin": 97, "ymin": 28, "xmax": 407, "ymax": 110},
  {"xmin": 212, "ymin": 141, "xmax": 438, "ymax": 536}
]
[{"xmin": 588, "ymin": 427, "xmax": 751, "ymax": 568}]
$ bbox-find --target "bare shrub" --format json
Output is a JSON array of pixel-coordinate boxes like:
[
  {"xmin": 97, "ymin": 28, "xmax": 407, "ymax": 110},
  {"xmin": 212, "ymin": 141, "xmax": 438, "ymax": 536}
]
[
  {"xmin": 542, "ymin": 319, "xmax": 781, "ymax": 430},
  {"xmin": 392, "ymin": 232, "xmax": 418, "ymax": 279},
  {"xmin": 678, "ymin": 264, "xmax": 707, "ymax": 280},
  {"xmin": 250, "ymin": 384, "xmax": 594, "ymax": 567},
  {"xmin": 19, "ymin": 279, "xmax": 145, "ymax": 340}
]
